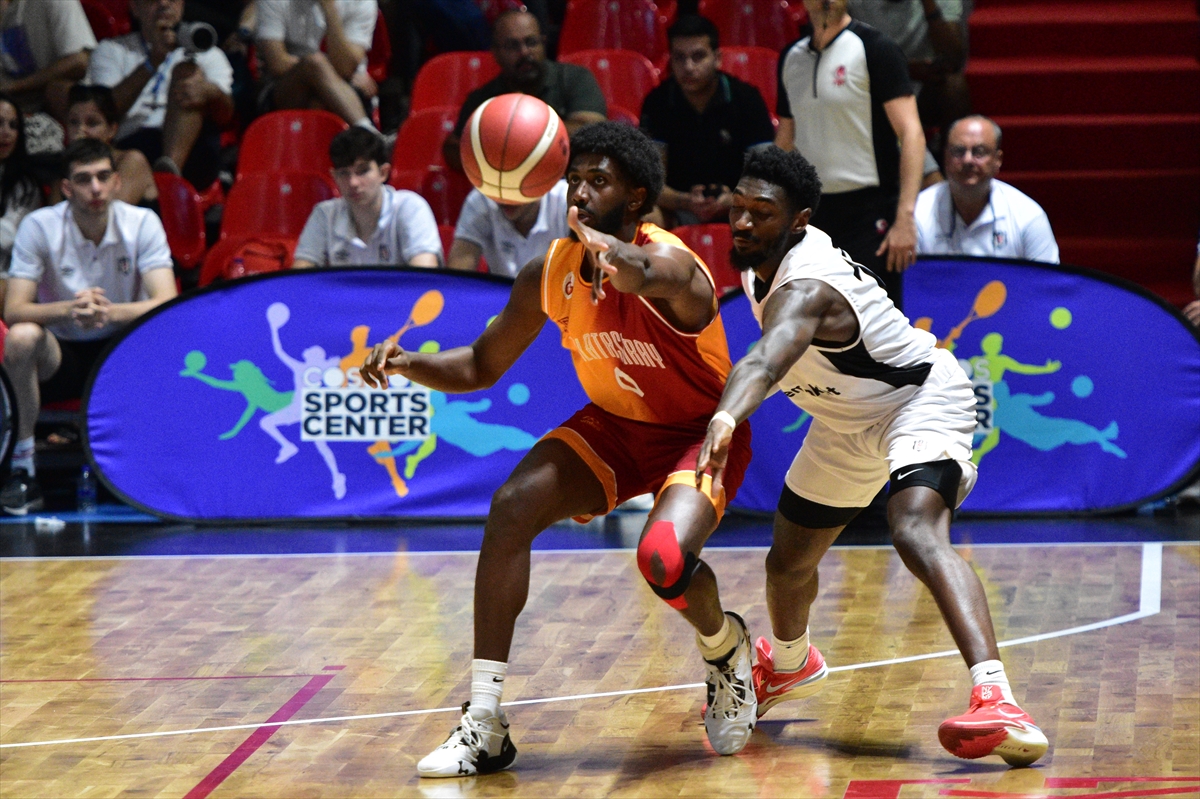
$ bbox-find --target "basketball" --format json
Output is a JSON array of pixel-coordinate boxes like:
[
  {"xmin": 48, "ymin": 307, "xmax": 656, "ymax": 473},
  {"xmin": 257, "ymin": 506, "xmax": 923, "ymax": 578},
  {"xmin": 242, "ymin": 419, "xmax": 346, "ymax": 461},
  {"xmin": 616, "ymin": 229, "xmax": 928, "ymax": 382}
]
[{"xmin": 459, "ymin": 93, "xmax": 570, "ymax": 205}]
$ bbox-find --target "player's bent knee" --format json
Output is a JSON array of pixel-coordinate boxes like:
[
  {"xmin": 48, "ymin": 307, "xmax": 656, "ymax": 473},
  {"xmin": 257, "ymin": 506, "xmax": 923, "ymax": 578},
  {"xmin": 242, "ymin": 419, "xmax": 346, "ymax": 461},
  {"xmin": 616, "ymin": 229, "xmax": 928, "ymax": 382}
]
[
  {"xmin": 636, "ymin": 520, "xmax": 699, "ymax": 610},
  {"xmin": 3, "ymin": 323, "xmax": 44, "ymax": 360}
]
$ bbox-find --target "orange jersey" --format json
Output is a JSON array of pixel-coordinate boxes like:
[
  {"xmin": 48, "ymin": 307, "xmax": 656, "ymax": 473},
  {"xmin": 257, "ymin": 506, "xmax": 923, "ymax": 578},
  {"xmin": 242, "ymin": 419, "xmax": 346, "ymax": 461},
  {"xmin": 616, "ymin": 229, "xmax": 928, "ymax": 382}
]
[{"xmin": 540, "ymin": 223, "xmax": 732, "ymax": 425}]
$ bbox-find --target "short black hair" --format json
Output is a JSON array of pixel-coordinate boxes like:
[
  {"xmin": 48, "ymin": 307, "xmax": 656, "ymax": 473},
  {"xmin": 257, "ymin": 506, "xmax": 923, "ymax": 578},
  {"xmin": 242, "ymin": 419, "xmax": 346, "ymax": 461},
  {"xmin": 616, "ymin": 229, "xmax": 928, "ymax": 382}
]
[
  {"xmin": 740, "ymin": 146, "xmax": 822, "ymax": 214},
  {"xmin": 668, "ymin": 13, "xmax": 719, "ymax": 50},
  {"xmin": 67, "ymin": 83, "xmax": 120, "ymax": 125},
  {"xmin": 62, "ymin": 137, "xmax": 115, "ymax": 178},
  {"xmin": 329, "ymin": 126, "xmax": 389, "ymax": 169},
  {"xmin": 569, "ymin": 121, "xmax": 663, "ymax": 214}
]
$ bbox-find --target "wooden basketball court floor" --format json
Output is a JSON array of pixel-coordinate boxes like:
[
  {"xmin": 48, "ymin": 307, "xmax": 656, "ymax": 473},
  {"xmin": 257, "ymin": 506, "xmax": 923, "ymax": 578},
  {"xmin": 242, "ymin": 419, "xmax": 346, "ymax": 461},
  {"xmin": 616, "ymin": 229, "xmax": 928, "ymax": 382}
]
[{"xmin": 1, "ymin": 514, "xmax": 1198, "ymax": 799}]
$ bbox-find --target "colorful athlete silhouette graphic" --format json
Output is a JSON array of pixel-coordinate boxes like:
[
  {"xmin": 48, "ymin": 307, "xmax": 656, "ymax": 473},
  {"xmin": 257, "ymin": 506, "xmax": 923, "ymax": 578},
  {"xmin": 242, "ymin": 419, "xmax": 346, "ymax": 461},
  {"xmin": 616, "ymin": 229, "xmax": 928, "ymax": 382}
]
[
  {"xmin": 921, "ymin": 285, "xmax": 1126, "ymax": 464},
  {"xmin": 179, "ymin": 352, "xmax": 292, "ymax": 439},
  {"xmin": 338, "ymin": 290, "xmax": 445, "ymax": 498}
]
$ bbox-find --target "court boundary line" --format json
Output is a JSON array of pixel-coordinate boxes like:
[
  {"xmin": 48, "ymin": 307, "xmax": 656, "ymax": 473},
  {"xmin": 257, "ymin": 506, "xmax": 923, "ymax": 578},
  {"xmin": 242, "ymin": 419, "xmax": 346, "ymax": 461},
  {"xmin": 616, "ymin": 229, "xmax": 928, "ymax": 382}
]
[
  {"xmin": 1, "ymin": 539, "xmax": 1193, "ymax": 563},
  {"xmin": 0, "ymin": 544, "xmax": 1166, "ymax": 750}
]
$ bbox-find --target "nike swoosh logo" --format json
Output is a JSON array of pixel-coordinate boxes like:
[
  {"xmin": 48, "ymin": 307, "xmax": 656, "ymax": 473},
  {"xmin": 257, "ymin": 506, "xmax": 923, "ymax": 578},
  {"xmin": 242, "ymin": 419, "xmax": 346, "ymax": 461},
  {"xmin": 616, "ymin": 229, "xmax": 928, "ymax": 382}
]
[
  {"xmin": 894, "ymin": 469, "xmax": 921, "ymax": 481},
  {"xmin": 762, "ymin": 679, "xmax": 804, "ymax": 695},
  {"xmin": 984, "ymin": 669, "xmax": 1002, "ymax": 676},
  {"xmin": 492, "ymin": 676, "xmax": 504, "ymax": 682}
]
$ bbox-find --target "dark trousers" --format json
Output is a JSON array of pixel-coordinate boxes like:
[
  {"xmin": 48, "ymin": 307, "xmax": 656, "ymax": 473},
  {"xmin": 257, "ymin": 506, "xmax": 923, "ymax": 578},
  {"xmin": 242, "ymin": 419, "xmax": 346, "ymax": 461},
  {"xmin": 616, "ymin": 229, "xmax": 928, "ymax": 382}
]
[
  {"xmin": 117, "ymin": 124, "xmax": 222, "ymax": 191},
  {"xmin": 811, "ymin": 186, "xmax": 903, "ymax": 310}
]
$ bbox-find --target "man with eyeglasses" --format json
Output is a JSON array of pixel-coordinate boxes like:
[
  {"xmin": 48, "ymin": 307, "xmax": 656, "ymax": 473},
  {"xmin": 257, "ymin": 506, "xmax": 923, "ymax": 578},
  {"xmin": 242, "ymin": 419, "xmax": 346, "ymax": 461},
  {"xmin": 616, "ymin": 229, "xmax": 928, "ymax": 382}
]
[
  {"xmin": 1, "ymin": 137, "xmax": 177, "ymax": 514},
  {"xmin": 442, "ymin": 9, "xmax": 606, "ymax": 173},
  {"xmin": 915, "ymin": 115, "xmax": 1059, "ymax": 263},
  {"xmin": 293, "ymin": 126, "xmax": 441, "ymax": 269}
]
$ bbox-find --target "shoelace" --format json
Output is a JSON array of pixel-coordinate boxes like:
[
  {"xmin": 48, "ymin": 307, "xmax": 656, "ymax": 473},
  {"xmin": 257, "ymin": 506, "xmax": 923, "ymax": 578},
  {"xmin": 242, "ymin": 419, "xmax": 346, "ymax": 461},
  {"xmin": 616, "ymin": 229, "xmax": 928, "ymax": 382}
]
[{"xmin": 708, "ymin": 659, "xmax": 751, "ymax": 719}]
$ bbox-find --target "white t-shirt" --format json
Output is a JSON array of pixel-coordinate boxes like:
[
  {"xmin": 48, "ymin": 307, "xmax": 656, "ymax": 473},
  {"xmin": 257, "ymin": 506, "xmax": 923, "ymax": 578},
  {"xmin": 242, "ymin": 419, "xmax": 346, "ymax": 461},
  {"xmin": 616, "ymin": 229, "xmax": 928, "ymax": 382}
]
[
  {"xmin": 453, "ymin": 181, "xmax": 570, "ymax": 277},
  {"xmin": 255, "ymin": 0, "xmax": 375, "ymax": 63},
  {"xmin": 0, "ymin": 0, "xmax": 96, "ymax": 111},
  {"xmin": 915, "ymin": 178, "xmax": 1059, "ymax": 263},
  {"xmin": 8, "ymin": 201, "xmax": 173, "ymax": 341},
  {"xmin": 86, "ymin": 33, "xmax": 234, "ymax": 141},
  {"xmin": 742, "ymin": 225, "xmax": 939, "ymax": 434},
  {"xmin": 294, "ymin": 185, "xmax": 442, "ymax": 267}
]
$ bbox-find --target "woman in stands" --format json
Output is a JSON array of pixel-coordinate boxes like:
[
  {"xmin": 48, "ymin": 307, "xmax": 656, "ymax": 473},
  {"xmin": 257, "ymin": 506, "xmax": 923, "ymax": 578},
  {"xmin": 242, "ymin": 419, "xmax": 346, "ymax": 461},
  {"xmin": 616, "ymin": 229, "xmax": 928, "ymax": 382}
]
[
  {"xmin": 57, "ymin": 84, "xmax": 158, "ymax": 209},
  {"xmin": 0, "ymin": 92, "xmax": 43, "ymax": 312}
]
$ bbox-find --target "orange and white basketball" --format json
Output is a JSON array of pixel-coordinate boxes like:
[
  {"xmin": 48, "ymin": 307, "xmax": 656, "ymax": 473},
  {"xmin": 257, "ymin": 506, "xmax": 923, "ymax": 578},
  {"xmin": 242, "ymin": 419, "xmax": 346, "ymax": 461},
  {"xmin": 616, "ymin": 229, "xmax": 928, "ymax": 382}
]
[{"xmin": 459, "ymin": 93, "xmax": 570, "ymax": 205}]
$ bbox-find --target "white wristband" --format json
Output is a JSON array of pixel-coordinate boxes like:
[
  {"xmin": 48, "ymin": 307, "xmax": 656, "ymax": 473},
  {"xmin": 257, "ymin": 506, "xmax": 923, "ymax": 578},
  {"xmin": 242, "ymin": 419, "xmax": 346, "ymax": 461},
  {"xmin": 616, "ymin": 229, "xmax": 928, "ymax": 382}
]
[{"xmin": 710, "ymin": 411, "xmax": 737, "ymax": 430}]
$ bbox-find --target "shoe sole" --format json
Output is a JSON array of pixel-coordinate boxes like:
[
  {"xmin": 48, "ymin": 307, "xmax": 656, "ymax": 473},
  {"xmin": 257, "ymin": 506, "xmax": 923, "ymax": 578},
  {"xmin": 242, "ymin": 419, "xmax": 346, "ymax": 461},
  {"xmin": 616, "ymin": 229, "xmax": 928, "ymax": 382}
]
[
  {"xmin": 2, "ymin": 498, "xmax": 45, "ymax": 516},
  {"xmin": 938, "ymin": 723, "xmax": 1048, "ymax": 767},
  {"xmin": 756, "ymin": 661, "xmax": 828, "ymax": 718},
  {"xmin": 418, "ymin": 739, "xmax": 518, "ymax": 778}
]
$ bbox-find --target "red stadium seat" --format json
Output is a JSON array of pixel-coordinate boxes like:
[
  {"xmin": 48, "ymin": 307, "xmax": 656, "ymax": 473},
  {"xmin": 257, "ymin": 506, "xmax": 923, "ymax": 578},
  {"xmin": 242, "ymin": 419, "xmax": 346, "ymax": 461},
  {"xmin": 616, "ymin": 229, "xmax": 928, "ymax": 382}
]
[
  {"xmin": 236, "ymin": 110, "xmax": 348, "ymax": 181},
  {"xmin": 607, "ymin": 104, "xmax": 640, "ymax": 125},
  {"xmin": 219, "ymin": 172, "xmax": 338, "ymax": 240},
  {"xmin": 153, "ymin": 173, "xmax": 207, "ymax": 272},
  {"xmin": 672, "ymin": 224, "xmax": 741, "ymax": 297},
  {"xmin": 80, "ymin": 0, "xmax": 129, "ymax": 40},
  {"xmin": 199, "ymin": 237, "xmax": 299, "ymax": 287},
  {"xmin": 559, "ymin": 50, "xmax": 660, "ymax": 120},
  {"xmin": 410, "ymin": 52, "xmax": 500, "ymax": 113},
  {"xmin": 389, "ymin": 106, "xmax": 458, "ymax": 190},
  {"xmin": 418, "ymin": 167, "xmax": 473, "ymax": 227},
  {"xmin": 367, "ymin": 10, "xmax": 391, "ymax": 83},
  {"xmin": 698, "ymin": 0, "xmax": 803, "ymax": 51},
  {"xmin": 721, "ymin": 46, "xmax": 781, "ymax": 115},
  {"xmin": 558, "ymin": 0, "xmax": 670, "ymax": 68}
]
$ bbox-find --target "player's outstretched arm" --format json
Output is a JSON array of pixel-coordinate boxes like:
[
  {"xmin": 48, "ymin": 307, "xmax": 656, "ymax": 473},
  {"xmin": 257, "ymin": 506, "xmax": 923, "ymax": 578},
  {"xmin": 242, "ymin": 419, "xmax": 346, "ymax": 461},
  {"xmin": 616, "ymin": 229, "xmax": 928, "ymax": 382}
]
[
  {"xmin": 696, "ymin": 280, "xmax": 834, "ymax": 494},
  {"xmin": 567, "ymin": 207, "xmax": 713, "ymax": 332},
  {"xmin": 361, "ymin": 256, "xmax": 549, "ymax": 392}
]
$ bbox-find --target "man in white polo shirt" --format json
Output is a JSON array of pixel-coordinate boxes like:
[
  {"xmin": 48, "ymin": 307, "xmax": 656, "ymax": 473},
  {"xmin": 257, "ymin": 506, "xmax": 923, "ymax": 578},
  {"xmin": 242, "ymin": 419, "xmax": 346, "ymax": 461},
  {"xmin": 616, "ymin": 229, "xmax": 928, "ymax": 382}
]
[
  {"xmin": 447, "ymin": 180, "xmax": 569, "ymax": 277},
  {"xmin": 915, "ymin": 115, "xmax": 1059, "ymax": 263},
  {"xmin": 1, "ymin": 138, "xmax": 178, "ymax": 514},
  {"xmin": 292, "ymin": 127, "xmax": 441, "ymax": 268}
]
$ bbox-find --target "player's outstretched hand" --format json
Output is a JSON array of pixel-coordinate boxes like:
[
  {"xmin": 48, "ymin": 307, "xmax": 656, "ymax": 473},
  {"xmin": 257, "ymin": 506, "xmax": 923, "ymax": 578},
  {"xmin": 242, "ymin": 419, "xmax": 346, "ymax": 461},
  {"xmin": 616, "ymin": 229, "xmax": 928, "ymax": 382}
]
[
  {"xmin": 361, "ymin": 340, "xmax": 410, "ymax": 390},
  {"xmin": 567, "ymin": 206, "xmax": 617, "ymax": 305},
  {"xmin": 696, "ymin": 415, "xmax": 735, "ymax": 499}
]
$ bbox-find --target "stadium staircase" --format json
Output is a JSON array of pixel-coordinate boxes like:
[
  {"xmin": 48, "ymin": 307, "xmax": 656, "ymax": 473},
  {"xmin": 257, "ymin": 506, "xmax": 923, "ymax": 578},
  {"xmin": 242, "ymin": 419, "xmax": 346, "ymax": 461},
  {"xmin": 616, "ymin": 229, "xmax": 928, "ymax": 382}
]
[{"xmin": 968, "ymin": 0, "xmax": 1200, "ymax": 306}]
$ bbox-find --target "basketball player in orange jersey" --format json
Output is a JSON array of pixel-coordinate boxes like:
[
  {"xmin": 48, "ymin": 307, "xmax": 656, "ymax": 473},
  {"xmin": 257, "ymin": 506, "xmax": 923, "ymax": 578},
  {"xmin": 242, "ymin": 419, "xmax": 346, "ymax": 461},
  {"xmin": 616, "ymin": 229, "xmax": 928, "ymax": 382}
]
[{"xmin": 361, "ymin": 122, "xmax": 758, "ymax": 777}]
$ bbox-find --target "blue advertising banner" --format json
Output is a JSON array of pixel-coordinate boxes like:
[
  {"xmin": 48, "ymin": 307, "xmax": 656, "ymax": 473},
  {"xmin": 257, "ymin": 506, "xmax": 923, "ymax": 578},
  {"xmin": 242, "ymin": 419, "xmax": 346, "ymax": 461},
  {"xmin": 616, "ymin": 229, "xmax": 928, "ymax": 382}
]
[
  {"xmin": 723, "ymin": 257, "xmax": 1200, "ymax": 515},
  {"xmin": 86, "ymin": 269, "xmax": 588, "ymax": 521},
  {"xmin": 86, "ymin": 259, "xmax": 1200, "ymax": 521}
]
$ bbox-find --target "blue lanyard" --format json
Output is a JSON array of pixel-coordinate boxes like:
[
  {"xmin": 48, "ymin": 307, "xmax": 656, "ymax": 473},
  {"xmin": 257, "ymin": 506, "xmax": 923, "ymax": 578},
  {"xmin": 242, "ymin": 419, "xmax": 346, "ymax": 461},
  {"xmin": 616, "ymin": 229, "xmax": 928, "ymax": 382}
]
[{"xmin": 141, "ymin": 38, "xmax": 170, "ymax": 103}]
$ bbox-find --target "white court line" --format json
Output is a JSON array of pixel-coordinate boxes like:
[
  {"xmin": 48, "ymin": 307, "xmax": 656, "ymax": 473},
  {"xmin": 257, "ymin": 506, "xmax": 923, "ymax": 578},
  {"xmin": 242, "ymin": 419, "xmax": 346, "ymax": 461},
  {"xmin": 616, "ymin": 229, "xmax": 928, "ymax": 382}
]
[{"xmin": 0, "ymin": 544, "xmax": 1167, "ymax": 750}]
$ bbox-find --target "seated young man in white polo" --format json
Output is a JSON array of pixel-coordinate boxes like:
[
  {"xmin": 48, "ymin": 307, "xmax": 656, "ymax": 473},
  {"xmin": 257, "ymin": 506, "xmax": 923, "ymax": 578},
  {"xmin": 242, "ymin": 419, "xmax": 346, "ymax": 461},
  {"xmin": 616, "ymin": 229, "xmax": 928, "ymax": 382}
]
[
  {"xmin": 292, "ymin": 127, "xmax": 442, "ymax": 269},
  {"xmin": 2, "ymin": 137, "xmax": 178, "ymax": 514}
]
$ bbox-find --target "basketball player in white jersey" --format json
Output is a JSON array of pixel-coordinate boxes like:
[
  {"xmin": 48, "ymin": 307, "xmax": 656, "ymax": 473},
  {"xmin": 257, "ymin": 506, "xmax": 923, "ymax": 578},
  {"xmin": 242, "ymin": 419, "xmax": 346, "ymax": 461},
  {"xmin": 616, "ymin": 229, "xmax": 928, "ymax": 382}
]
[{"xmin": 695, "ymin": 147, "xmax": 1048, "ymax": 766}]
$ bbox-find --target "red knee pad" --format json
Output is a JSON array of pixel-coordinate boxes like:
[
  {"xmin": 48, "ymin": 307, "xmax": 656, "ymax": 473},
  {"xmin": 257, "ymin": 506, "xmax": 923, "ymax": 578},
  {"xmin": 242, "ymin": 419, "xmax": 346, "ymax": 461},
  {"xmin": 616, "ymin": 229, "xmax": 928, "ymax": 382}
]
[{"xmin": 636, "ymin": 520, "xmax": 695, "ymax": 610}]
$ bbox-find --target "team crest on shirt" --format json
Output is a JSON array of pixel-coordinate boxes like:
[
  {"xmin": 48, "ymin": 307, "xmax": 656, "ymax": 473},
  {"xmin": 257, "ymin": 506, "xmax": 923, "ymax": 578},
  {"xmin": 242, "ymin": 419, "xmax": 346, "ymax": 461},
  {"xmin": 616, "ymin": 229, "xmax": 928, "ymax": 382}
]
[
  {"xmin": 833, "ymin": 65, "xmax": 847, "ymax": 87},
  {"xmin": 563, "ymin": 271, "xmax": 575, "ymax": 298},
  {"xmin": 117, "ymin": 256, "xmax": 131, "ymax": 275},
  {"xmin": 993, "ymin": 231, "xmax": 1007, "ymax": 248}
]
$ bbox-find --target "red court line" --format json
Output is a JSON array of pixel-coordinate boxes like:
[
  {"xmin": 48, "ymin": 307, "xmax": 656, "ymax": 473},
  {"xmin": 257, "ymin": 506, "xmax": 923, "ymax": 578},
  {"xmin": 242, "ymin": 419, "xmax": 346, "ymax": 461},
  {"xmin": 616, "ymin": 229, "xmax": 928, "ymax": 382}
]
[
  {"xmin": 0, "ymin": 675, "xmax": 322, "ymax": 683},
  {"xmin": 183, "ymin": 667, "xmax": 342, "ymax": 799}
]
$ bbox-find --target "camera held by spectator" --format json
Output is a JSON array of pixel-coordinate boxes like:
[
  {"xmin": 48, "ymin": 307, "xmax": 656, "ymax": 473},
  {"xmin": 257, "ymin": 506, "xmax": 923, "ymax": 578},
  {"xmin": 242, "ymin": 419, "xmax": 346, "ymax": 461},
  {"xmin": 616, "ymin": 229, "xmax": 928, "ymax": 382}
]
[{"xmin": 178, "ymin": 21, "xmax": 218, "ymax": 55}]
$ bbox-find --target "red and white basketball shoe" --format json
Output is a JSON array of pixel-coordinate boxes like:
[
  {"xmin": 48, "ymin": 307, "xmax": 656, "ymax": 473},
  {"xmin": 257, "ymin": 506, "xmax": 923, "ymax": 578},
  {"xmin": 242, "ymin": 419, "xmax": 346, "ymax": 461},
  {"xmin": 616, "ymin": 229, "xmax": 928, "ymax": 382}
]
[
  {"xmin": 938, "ymin": 684, "xmax": 1048, "ymax": 766},
  {"xmin": 751, "ymin": 637, "xmax": 828, "ymax": 718}
]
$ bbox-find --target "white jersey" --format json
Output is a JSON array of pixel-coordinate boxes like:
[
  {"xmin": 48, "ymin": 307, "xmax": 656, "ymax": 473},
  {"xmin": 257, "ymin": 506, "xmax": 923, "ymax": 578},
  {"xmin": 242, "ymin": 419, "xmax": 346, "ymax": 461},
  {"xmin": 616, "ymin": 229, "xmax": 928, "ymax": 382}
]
[{"xmin": 742, "ymin": 225, "xmax": 940, "ymax": 434}]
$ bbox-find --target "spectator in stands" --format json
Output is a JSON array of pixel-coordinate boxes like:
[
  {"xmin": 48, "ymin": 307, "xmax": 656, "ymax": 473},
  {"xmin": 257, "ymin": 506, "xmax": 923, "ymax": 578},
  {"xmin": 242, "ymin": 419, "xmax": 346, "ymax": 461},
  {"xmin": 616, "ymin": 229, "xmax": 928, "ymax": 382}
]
[
  {"xmin": 639, "ymin": 14, "xmax": 774, "ymax": 228},
  {"xmin": 1, "ymin": 138, "xmax": 177, "ymax": 514},
  {"xmin": 915, "ymin": 115, "xmax": 1059, "ymax": 263},
  {"xmin": 293, "ymin": 127, "xmax": 441, "ymax": 269},
  {"xmin": 776, "ymin": 0, "xmax": 925, "ymax": 308},
  {"xmin": 448, "ymin": 179, "xmax": 569, "ymax": 276},
  {"xmin": 442, "ymin": 9, "xmax": 606, "ymax": 173},
  {"xmin": 57, "ymin": 84, "xmax": 157, "ymax": 208},
  {"xmin": 0, "ymin": 92, "xmax": 40, "ymax": 312},
  {"xmin": 1189, "ymin": 238, "xmax": 1200, "ymax": 327},
  {"xmin": 0, "ymin": 0, "xmax": 96, "ymax": 154},
  {"xmin": 848, "ymin": 0, "xmax": 971, "ymax": 157},
  {"xmin": 254, "ymin": 0, "xmax": 384, "ymax": 136},
  {"xmin": 86, "ymin": 0, "xmax": 234, "ymax": 191}
]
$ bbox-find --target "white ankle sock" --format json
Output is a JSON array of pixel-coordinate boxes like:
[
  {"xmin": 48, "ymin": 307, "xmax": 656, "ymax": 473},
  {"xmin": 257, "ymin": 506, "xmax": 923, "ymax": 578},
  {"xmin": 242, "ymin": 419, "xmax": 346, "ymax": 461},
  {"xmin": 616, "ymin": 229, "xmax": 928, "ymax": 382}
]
[
  {"xmin": 771, "ymin": 628, "xmax": 810, "ymax": 673},
  {"xmin": 970, "ymin": 659, "xmax": 1015, "ymax": 703},
  {"xmin": 353, "ymin": 117, "xmax": 379, "ymax": 133},
  {"xmin": 11, "ymin": 437, "xmax": 34, "ymax": 476},
  {"xmin": 469, "ymin": 659, "xmax": 507, "ymax": 717},
  {"xmin": 696, "ymin": 615, "xmax": 737, "ymax": 661}
]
